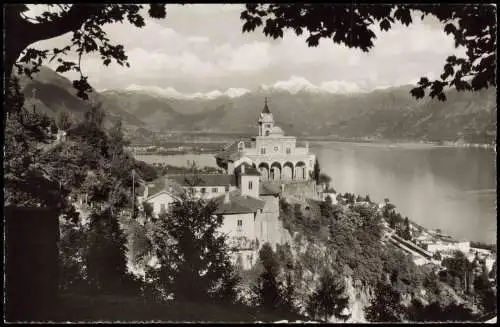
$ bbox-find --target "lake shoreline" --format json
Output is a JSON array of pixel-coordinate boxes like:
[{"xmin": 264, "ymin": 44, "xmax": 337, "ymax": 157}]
[
  {"xmin": 133, "ymin": 142, "xmax": 495, "ymax": 244},
  {"xmin": 132, "ymin": 139, "xmax": 495, "ymax": 155}
]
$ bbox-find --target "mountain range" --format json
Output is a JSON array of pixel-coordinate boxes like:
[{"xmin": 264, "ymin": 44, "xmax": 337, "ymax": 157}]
[{"xmin": 18, "ymin": 66, "xmax": 496, "ymax": 144}]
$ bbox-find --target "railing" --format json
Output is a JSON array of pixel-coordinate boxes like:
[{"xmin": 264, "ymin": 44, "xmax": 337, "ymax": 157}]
[{"xmin": 391, "ymin": 234, "xmax": 433, "ymax": 259}]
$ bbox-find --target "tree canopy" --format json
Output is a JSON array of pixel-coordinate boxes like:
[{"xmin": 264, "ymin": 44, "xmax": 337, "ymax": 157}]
[{"xmin": 5, "ymin": 3, "xmax": 496, "ymax": 104}]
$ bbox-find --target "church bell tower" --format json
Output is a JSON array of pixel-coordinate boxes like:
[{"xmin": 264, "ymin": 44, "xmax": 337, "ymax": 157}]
[{"xmin": 258, "ymin": 98, "xmax": 275, "ymax": 137}]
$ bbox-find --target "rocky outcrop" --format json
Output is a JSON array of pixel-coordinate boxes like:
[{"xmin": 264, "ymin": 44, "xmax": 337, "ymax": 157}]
[{"xmin": 271, "ymin": 221, "xmax": 374, "ymax": 322}]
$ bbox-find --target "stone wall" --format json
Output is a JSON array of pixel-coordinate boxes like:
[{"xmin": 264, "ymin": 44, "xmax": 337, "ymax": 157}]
[
  {"xmin": 280, "ymin": 180, "xmax": 323, "ymax": 202},
  {"xmin": 255, "ymin": 195, "xmax": 293, "ymax": 252},
  {"xmin": 5, "ymin": 206, "xmax": 59, "ymax": 321}
]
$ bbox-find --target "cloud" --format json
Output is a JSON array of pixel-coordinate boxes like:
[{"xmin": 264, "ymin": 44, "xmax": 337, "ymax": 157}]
[
  {"xmin": 22, "ymin": 4, "xmax": 472, "ymax": 93},
  {"xmin": 186, "ymin": 36, "xmax": 210, "ymax": 43},
  {"xmin": 214, "ymin": 42, "xmax": 271, "ymax": 73}
]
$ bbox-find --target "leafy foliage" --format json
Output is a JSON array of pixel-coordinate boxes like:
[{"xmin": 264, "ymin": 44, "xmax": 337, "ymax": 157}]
[
  {"xmin": 306, "ymin": 270, "xmax": 350, "ymax": 322},
  {"xmin": 364, "ymin": 281, "xmax": 406, "ymax": 322},
  {"xmin": 86, "ymin": 208, "xmax": 128, "ymax": 293},
  {"xmin": 126, "ymin": 220, "xmax": 153, "ymax": 267},
  {"xmin": 441, "ymin": 250, "xmax": 473, "ymax": 293},
  {"xmin": 276, "ymin": 243, "xmax": 297, "ymax": 314},
  {"xmin": 254, "ymin": 243, "xmax": 283, "ymax": 309},
  {"xmin": 407, "ymin": 298, "xmax": 477, "ymax": 322},
  {"xmin": 241, "ymin": 4, "xmax": 496, "ymax": 101},
  {"xmin": 7, "ymin": 4, "xmax": 168, "ymax": 99},
  {"xmin": 56, "ymin": 111, "xmax": 73, "ymax": 131},
  {"xmin": 146, "ymin": 194, "xmax": 238, "ymax": 302},
  {"xmin": 4, "ymin": 77, "xmax": 61, "ymax": 208}
]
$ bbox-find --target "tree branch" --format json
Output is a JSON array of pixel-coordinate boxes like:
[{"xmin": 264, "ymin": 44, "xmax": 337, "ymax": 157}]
[{"xmin": 23, "ymin": 4, "xmax": 102, "ymax": 45}]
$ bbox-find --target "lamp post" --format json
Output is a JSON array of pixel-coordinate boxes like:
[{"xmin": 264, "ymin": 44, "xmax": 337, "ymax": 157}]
[{"xmin": 131, "ymin": 169, "xmax": 135, "ymax": 220}]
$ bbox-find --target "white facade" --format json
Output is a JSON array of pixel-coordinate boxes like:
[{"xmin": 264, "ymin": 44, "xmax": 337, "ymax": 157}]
[
  {"xmin": 220, "ymin": 100, "xmax": 316, "ymax": 182},
  {"xmin": 426, "ymin": 241, "xmax": 471, "ymax": 255},
  {"xmin": 139, "ymin": 191, "xmax": 178, "ymax": 216},
  {"xmin": 189, "ymin": 185, "xmax": 237, "ymax": 200},
  {"xmin": 220, "ymin": 212, "xmax": 258, "ymax": 242}
]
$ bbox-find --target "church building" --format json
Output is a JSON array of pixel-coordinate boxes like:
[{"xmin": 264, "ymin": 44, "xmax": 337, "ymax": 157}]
[{"xmin": 215, "ymin": 99, "xmax": 316, "ymax": 183}]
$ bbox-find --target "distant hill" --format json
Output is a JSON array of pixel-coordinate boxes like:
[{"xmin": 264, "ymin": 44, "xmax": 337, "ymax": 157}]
[
  {"xmin": 19, "ymin": 66, "xmax": 496, "ymax": 144},
  {"xmin": 102, "ymin": 85, "xmax": 496, "ymax": 144},
  {"xmin": 17, "ymin": 66, "xmax": 145, "ymax": 130}
]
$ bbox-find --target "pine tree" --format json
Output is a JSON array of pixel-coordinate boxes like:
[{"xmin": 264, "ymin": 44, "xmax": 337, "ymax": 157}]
[
  {"xmin": 277, "ymin": 243, "xmax": 297, "ymax": 314},
  {"xmin": 307, "ymin": 270, "xmax": 350, "ymax": 322},
  {"xmin": 364, "ymin": 281, "xmax": 405, "ymax": 322},
  {"xmin": 403, "ymin": 217, "xmax": 412, "ymax": 240},
  {"xmin": 313, "ymin": 159, "xmax": 321, "ymax": 185},
  {"xmin": 86, "ymin": 208, "xmax": 128, "ymax": 294},
  {"xmin": 254, "ymin": 243, "xmax": 282, "ymax": 309}
]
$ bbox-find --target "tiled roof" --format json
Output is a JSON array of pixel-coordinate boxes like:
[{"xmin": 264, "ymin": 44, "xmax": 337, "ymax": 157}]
[
  {"xmin": 215, "ymin": 139, "xmax": 253, "ymax": 162},
  {"xmin": 145, "ymin": 177, "xmax": 185, "ymax": 199},
  {"xmin": 259, "ymin": 182, "xmax": 281, "ymax": 196},
  {"xmin": 234, "ymin": 163, "xmax": 261, "ymax": 176},
  {"xmin": 141, "ymin": 173, "xmax": 236, "ymax": 199},
  {"xmin": 244, "ymin": 167, "xmax": 261, "ymax": 176},
  {"xmin": 228, "ymin": 151, "xmax": 246, "ymax": 161},
  {"xmin": 213, "ymin": 190, "xmax": 265, "ymax": 214},
  {"xmin": 165, "ymin": 173, "xmax": 236, "ymax": 187}
]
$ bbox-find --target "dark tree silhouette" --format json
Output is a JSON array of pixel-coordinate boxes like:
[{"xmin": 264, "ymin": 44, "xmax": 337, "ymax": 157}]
[
  {"xmin": 86, "ymin": 207, "xmax": 128, "ymax": 293},
  {"xmin": 364, "ymin": 281, "xmax": 405, "ymax": 322},
  {"xmin": 241, "ymin": 4, "xmax": 496, "ymax": 101},
  {"xmin": 318, "ymin": 173, "xmax": 332, "ymax": 190},
  {"xmin": 5, "ymin": 4, "xmax": 495, "ymax": 103},
  {"xmin": 313, "ymin": 159, "xmax": 321, "ymax": 185},
  {"xmin": 147, "ymin": 194, "xmax": 238, "ymax": 302},
  {"xmin": 254, "ymin": 243, "xmax": 282, "ymax": 310},
  {"xmin": 402, "ymin": 217, "xmax": 412, "ymax": 240},
  {"xmin": 306, "ymin": 270, "xmax": 350, "ymax": 322}
]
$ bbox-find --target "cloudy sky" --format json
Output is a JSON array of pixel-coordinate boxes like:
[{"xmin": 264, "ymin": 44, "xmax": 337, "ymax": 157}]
[{"xmin": 26, "ymin": 4, "xmax": 466, "ymax": 95}]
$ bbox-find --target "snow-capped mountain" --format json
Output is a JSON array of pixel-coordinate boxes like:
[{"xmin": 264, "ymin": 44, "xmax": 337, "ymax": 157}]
[
  {"xmin": 122, "ymin": 76, "xmax": 368, "ymax": 101},
  {"xmin": 260, "ymin": 76, "xmax": 366, "ymax": 95},
  {"xmin": 124, "ymin": 84, "xmax": 250, "ymax": 100}
]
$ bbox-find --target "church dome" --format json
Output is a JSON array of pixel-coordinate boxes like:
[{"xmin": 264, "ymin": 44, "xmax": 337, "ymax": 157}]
[{"xmin": 270, "ymin": 125, "xmax": 284, "ymax": 135}]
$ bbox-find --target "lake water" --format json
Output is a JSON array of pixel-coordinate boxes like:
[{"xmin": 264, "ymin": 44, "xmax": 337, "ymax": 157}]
[
  {"xmin": 312, "ymin": 142, "xmax": 496, "ymax": 244},
  {"xmin": 135, "ymin": 143, "xmax": 497, "ymax": 244}
]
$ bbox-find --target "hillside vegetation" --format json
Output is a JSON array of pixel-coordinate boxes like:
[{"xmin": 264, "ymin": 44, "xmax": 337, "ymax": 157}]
[{"xmin": 235, "ymin": 192, "xmax": 494, "ymax": 322}]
